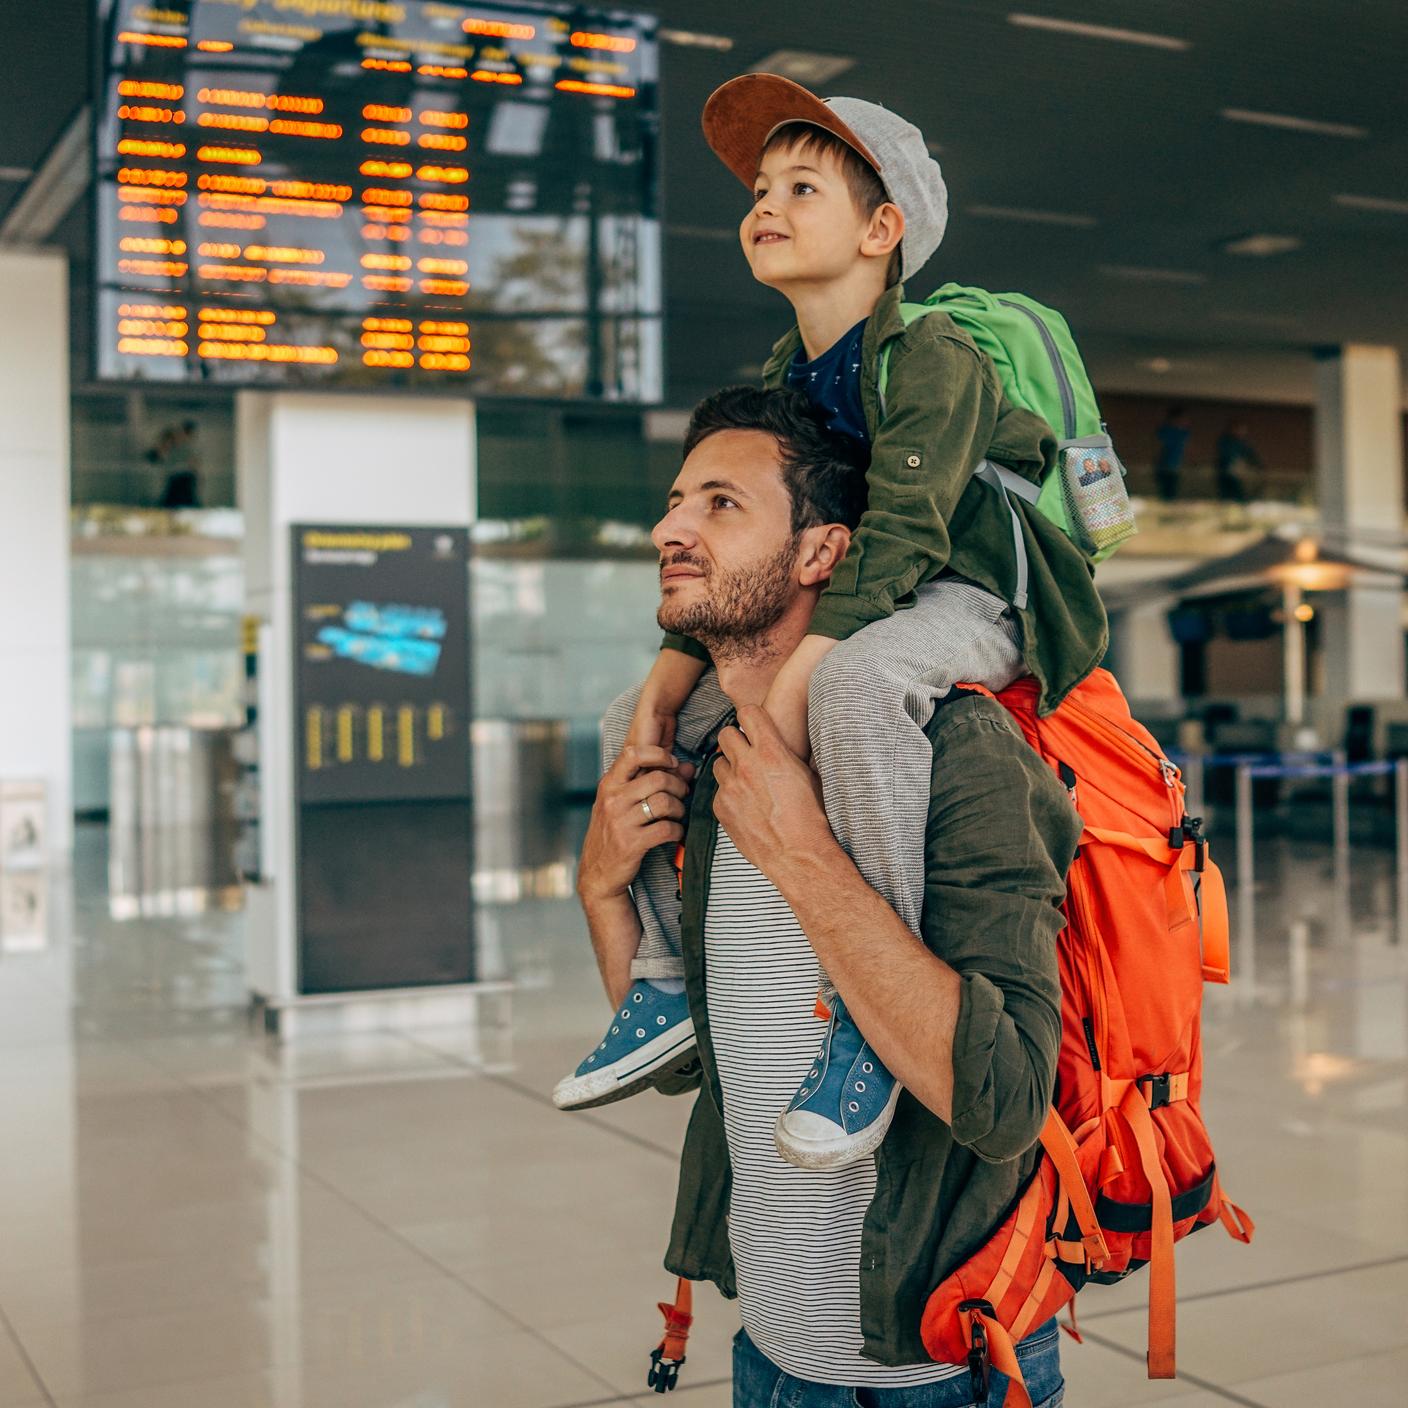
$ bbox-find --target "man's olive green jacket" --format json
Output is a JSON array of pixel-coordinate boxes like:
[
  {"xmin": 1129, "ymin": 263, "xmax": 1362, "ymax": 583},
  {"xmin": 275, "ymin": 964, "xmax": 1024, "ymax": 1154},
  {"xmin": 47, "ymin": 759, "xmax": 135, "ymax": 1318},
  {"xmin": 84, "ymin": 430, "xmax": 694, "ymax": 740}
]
[{"xmin": 663, "ymin": 692, "xmax": 1083, "ymax": 1365}]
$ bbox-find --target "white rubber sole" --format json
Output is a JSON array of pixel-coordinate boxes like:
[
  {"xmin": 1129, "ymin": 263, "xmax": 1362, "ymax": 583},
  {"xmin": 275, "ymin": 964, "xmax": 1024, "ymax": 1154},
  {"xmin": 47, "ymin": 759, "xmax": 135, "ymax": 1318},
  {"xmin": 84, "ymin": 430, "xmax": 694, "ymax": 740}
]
[
  {"xmin": 552, "ymin": 1021, "xmax": 698, "ymax": 1111},
  {"xmin": 772, "ymin": 1082, "xmax": 902, "ymax": 1170}
]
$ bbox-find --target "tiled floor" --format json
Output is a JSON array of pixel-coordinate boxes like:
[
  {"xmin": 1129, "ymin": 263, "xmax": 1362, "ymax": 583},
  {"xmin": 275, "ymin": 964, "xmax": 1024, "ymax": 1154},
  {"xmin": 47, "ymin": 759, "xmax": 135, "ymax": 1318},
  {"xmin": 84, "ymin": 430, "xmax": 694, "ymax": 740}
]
[{"xmin": 0, "ymin": 817, "xmax": 1405, "ymax": 1407}]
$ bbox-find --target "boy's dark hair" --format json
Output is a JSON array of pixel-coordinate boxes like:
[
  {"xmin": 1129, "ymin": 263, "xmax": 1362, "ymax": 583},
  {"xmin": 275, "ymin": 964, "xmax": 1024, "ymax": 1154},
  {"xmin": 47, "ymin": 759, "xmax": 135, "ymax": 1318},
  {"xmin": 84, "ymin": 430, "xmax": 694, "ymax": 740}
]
[
  {"xmin": 762, "ymin": 121, "xmax": 888, "ymax": 218},
  {"xmin": 762, "ymin": 122, "xmax": 898, "ymax": 284},
  {"xmin": 683, "ymin": 386, "xmax": 869, "ymax": 534}
]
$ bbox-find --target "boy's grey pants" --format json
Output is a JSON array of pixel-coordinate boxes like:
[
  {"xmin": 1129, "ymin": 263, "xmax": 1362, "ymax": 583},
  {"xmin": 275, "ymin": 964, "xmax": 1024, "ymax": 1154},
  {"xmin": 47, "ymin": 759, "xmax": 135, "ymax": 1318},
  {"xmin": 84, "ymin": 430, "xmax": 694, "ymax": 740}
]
[{"xmin": 599, "ymin": 579, "xmax": 1025, "ymax": 980}]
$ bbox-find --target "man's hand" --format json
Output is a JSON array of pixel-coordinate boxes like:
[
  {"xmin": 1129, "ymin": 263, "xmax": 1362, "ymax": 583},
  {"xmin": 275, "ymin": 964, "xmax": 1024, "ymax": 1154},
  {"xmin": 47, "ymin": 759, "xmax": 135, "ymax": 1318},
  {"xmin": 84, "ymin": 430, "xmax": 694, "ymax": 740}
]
[
  {"xmin": 578, "ymin": 727, "xmax": 694, "ymax": 907},
  {"xmin": 713, "ymin": 704, "xmax": 837, "ymax": 885}
]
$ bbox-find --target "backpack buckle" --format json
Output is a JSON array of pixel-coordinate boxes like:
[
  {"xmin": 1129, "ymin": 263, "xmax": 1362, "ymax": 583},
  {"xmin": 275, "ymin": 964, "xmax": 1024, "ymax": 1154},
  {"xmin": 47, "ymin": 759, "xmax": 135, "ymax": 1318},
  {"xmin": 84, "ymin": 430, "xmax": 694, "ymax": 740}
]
[
  {"xmin": 647, "ymin": 1346, "xmax": 685, "ymax": 1393},
  {"xmin": 1168, "ymin": 815, "xmax": 1207, "ymax": 872},
  {"xmin": 959, "ymin": 1299, "xmax": 994, "ymax": 1404},
  {"xmin": 1139, "ymin": 1073, "xmax": 1173, "ymax": 1109}
]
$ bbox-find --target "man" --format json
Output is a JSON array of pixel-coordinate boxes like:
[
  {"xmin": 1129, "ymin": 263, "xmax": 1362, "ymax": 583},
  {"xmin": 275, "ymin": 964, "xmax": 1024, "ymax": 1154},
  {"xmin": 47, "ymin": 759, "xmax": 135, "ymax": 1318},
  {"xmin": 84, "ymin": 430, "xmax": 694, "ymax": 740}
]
[{"xmin": 576, "ymin": 387, "xmax": 1079, "ymax": 1407}]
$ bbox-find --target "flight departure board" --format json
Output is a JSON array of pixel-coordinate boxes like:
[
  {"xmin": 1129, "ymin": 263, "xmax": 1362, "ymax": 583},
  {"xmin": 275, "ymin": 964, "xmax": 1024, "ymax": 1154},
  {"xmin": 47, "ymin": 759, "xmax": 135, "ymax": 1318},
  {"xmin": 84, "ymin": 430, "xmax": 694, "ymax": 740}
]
[{"xmin": 94, "ymin": 1, "xmax": 660, "ymax": 399}]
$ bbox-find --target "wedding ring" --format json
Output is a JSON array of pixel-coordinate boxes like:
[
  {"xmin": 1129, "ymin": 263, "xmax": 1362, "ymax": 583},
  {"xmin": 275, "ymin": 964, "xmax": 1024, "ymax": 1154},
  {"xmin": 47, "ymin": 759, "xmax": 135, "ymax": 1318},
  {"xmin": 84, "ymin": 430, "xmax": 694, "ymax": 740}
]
[{"xmin": 640, "ymin": 799, "xmax": 655, "ymax": 821}]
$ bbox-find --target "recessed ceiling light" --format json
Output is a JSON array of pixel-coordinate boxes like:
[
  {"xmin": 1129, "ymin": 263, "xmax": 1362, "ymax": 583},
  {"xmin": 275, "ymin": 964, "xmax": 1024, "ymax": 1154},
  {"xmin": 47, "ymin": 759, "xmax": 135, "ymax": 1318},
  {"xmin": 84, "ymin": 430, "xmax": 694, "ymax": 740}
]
[
  {"xmin": 659, "ymin": 29, "xmax": 734, "ymax": 52},
  {"xmin": 967, "ymin": 204, "xmax": 1097, "ymax": 228},
  {"xmin": 1335, "ymin": 192, "xmax": 1408, "ymax": 216},
  {"xmin": 1221, "ymin": 233, "xmax": 1302, "ymax": 257},
  {"xmin": 750, "ymin": 50, "xmax": 855, "ymax": 86},
  {"xmin": 1007, "ymin": 13, "xmax": 1190, "ymax": 51},
  {"xmin": 1099, "ymin": 265, "xmax": 1207, "ymax": 284},
  {"xmin": 1144, "ymin": 357, "xmax": 1173, "ymax": 374},
  {"xmin": 1221, "ymin": 108, "xmax": 1367, "ymax": 139}
]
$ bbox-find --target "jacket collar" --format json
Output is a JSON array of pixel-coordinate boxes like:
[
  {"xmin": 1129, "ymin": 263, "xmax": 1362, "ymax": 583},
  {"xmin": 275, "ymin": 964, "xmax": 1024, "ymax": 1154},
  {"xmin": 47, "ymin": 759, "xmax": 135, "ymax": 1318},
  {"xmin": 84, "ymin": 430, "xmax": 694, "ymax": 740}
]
[{"xmin": 761, "ymin": 283, "xmax": 908, "ymax": 389}]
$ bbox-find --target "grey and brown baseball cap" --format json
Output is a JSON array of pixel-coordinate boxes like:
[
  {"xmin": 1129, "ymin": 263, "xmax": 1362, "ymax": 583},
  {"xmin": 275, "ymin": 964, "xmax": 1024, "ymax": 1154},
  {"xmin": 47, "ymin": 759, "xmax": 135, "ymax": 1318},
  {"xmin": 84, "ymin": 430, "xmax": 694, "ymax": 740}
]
[{"xmin": 702, "ymin": 73, "xmax": 948, "ymax": 280}]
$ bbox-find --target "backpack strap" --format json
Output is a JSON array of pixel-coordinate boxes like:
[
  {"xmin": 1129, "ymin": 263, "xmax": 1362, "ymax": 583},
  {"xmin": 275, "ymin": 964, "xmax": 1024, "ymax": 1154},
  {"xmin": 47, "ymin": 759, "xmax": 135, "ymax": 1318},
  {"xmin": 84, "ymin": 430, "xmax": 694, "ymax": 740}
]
[
  {"xmin": 1117, "ymin": 1083, "xmax": 1177, "ymax": 1379},
  {"xmin": 974, "ymin": 461, "xmax": 1032, "ymax": 611},
  {"xmin": 1039, "ymin": 1109, "xmax": 1110, "ymax": 1266},
  {"xmin": 877, "ymin": 317, "xmax": 1034, "ymax": 612},
  {"xmin": 648, "ymin": 1277, "xmax": 693, "ymax": 1392}
]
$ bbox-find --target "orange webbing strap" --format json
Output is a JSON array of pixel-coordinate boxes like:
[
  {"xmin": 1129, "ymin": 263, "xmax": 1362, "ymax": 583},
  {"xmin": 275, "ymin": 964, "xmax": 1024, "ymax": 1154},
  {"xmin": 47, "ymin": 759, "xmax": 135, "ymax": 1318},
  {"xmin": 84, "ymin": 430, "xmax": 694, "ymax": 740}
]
[
  {"xmin": 1213, "ymin": 1173, "xmax": 1255, "ymax": 1244},
  {"xmin": 961, "ymin": 1303, "xmax": 1031, "ymax": 1408},
  {"xmin": 1062, "ymin": 1296, "xmax": 1084, "ymax": 1345},
  {"xmin": 985, "ymin": 1173, "xmax": 1045, "ymax": 1312},
  {"xmin": 1080, "ymin": 826, "xmax": 1225, "ymax": 979},
  {"xmin": 1196, "ymin": 859, "xmax": 1230, "ymax": 983},
  {"xmin": 1039, "ymin": 1110, "xmax": 1110, "ymax": 1265},
  {"xmin": 1081, "ymin": 826, "xmax": 1176, "ymax": 860},
  {"xmin": 1009, "ymin": 1255, "xmax": 1058, "ymax": 1343},
  {"xmin": 648, "ymin": 1277, "xmax": 693, "ymax": 1393},
  {"xmin": 1119, "ymin": 1085, "xmax": 1177, "ymax": 1378}
]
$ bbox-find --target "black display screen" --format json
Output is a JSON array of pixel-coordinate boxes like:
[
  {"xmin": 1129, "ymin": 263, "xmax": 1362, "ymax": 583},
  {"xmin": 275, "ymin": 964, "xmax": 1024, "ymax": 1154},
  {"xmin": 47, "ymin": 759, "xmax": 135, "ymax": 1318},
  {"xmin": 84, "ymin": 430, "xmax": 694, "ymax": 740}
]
[{"xmin": 94, "ymin": 0, "xmax": 660, "ymax": 399}]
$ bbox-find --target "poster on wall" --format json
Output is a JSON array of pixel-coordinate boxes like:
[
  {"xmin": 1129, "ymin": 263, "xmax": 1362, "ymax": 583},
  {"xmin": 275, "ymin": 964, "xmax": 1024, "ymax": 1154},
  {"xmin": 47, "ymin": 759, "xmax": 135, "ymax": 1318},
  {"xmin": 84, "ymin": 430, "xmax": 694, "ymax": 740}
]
[{"xmin": 292, "ymin": 523, "xmax": 471, "ymax": 804}]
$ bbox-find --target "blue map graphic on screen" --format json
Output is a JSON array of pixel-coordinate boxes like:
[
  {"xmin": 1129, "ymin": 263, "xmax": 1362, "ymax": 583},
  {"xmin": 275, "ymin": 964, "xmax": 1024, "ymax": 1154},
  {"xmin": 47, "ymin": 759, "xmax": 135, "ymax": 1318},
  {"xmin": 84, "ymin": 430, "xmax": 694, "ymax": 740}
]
[{"xmin": 317, "ymin": 602, "xmax": 445, "ymax": 677}]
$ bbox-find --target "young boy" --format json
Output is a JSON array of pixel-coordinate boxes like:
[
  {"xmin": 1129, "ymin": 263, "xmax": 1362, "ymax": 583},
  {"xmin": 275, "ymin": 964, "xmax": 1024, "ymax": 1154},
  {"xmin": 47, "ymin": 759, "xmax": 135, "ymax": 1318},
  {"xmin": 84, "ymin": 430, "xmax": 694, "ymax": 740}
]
[{"xmin": 553, "ymin": 76, "xmax": 1107, "ymax": 1169}]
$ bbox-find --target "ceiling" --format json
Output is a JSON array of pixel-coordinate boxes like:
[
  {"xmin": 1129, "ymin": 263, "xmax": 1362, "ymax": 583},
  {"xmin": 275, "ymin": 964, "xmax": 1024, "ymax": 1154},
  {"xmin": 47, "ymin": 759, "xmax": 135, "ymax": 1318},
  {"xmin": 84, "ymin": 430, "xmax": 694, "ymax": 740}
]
[{"xmin": 7, "ymin": 0, "xmax": 1408, "ymax": 409}]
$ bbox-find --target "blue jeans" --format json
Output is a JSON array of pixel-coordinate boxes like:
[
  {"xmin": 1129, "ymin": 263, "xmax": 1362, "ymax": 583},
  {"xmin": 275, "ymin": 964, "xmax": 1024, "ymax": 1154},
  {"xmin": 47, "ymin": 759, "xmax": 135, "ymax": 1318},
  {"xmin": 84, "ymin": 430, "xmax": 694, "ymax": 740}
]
[{"xmin": 731, "ymin": 1320, "xmax": 1063, "ymax": 1408}]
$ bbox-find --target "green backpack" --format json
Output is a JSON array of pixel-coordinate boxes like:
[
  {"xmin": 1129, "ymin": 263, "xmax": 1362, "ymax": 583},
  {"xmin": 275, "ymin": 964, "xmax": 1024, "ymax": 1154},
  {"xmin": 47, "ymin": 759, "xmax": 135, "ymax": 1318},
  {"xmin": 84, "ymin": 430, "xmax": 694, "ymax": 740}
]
[{"xmin": 879, "ymin": 283, "xmax": 1136, "ymax": 606}]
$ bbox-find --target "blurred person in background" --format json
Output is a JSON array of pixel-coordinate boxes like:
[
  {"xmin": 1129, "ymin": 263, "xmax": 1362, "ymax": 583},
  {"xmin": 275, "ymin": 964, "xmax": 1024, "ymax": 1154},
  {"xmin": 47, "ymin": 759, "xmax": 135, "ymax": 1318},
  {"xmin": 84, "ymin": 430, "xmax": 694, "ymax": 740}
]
[
  {"xmin": 1154, "ymin": 405, "xmax": 1191, "ymax": 502},
  {"xmin": 1215, "ymin": 419, "xmax": 1263, "ymax": 503}
]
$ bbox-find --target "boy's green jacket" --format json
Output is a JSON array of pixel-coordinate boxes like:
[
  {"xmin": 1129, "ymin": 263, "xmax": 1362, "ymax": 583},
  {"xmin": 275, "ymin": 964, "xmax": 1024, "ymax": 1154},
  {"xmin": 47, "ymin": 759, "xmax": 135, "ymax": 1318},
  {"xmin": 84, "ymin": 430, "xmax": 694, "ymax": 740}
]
[{"xmin": 661, "ymin": 284, "xmax": 1109, "ymax": 713}]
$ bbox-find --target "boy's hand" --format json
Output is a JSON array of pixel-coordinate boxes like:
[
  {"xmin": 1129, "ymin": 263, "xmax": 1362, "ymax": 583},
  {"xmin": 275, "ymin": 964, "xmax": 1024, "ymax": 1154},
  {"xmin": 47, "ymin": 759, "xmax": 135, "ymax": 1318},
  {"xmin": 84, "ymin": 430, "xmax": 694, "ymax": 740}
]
[
  {"xmin": 625, "ymin": 698, "xmax": 677, "ymax": 754},
  {"xmin": 577, "ymin": 723, "xmax": 694, "ymax": 907},
  {"xmin": 626, "ymin": 645, "xmax": 709, "ymax": 753}
]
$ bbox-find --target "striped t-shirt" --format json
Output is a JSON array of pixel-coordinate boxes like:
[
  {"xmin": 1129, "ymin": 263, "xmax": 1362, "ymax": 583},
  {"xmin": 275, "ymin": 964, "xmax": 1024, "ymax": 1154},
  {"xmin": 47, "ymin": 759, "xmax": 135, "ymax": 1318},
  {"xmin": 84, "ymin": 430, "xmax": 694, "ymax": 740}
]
[{"xmin": 703, "ymin": 825, "xmax": 962, "ymax": 1387}]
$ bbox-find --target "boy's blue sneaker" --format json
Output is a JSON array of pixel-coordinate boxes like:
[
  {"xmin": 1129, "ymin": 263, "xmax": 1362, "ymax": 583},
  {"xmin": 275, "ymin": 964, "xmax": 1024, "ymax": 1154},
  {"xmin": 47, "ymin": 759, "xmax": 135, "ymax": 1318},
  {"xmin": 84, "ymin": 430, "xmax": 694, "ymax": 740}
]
[
  {"xmin": 774, "ymin": 994, "xmax": 900, "ymax": 1168},
  {"xmin": 552, "ymin": 980, "xmax": 697, "ymax": 1111}
]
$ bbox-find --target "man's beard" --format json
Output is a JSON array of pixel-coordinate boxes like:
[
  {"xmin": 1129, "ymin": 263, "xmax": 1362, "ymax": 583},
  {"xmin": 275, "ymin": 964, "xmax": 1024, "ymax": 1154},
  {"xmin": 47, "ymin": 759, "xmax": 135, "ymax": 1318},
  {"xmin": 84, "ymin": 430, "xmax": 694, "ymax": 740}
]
[{"xmin": 657, "ymin": 537, "xmax": 800, "ymax": 664}]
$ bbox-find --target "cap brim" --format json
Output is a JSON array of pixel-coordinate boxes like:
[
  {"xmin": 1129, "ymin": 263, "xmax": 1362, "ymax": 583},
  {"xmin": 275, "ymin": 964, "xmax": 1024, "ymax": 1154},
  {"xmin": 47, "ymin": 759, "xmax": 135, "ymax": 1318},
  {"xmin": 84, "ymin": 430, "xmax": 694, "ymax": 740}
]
[{"xmin": 702, "ymin": 73, "xmax": 881, "ymax": 189}]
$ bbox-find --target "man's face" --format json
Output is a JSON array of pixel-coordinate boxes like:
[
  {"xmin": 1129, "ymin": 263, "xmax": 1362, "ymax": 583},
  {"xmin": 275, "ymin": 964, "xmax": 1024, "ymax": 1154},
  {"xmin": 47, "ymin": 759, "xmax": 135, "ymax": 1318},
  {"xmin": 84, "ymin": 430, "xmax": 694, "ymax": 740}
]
[
  {"xmin": 652, "ymin": 429, "xmax": 803, "ymax": 653},
  {"xmin": 739, "ymin": 141, "xmax": 873, "ymax": 290}
]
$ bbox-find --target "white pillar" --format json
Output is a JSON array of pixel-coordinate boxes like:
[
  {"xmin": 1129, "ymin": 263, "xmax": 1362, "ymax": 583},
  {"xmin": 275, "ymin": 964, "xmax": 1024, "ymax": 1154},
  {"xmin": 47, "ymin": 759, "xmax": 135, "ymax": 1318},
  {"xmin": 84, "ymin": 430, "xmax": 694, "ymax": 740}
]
[
  {"xmin": 1113, "ymin": 600, "xmax": 1181, "ymax": 704},
  {"xmin": 1314, "ymin": 344, "xmax": 1406, "ymax": 700},
  {"xmin": 237, "ymin": 392, "xmax": 476, "ymax": 1009},
  {"xmin": 0, "ymin": 250, "xmax": 71, "ymax": 854}
]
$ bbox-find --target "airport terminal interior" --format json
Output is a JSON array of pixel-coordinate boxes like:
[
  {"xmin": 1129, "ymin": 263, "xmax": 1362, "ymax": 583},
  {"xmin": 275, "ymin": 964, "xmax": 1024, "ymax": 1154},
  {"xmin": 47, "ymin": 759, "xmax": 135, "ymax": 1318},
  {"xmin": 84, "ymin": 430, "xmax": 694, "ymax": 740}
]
[{"xmin": 1, "ymin": 2, "xmax": 1407, "ymax": 1405}]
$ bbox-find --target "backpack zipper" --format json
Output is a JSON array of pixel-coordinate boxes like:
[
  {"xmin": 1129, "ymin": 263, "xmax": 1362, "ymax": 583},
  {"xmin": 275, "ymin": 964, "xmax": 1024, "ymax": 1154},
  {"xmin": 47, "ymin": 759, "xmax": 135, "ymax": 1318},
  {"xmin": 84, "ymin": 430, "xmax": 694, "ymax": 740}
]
[
  {"xmin": 1063, "ymin": 695, "xmax": 1183, "ymax": 833},
  {"xmin": 997, "ymin": 298, "xmax": 1077, "ymax": 439},
  {"xmin": 1066, "ymin": 859, "xmax": 1111, "ymax": 1075}
]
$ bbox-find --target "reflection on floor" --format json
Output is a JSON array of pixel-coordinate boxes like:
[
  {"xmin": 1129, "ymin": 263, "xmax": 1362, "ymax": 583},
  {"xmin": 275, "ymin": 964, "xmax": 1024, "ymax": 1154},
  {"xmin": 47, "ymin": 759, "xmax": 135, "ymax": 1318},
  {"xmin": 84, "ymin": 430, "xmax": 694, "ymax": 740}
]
[{"xmin": 0, "ymin": 816, "xmax": 1405, "ymax": 1407}]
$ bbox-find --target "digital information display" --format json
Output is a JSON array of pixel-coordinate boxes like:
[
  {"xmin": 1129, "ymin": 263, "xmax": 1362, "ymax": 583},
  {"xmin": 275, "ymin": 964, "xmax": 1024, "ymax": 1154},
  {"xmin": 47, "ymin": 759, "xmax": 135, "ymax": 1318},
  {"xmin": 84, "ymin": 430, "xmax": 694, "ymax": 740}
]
[
  {"xmin": 293, "ymin": 524, "xmax": 471, "ymax": 804},
  {"xmin": 292, "ymin": 523, "xmax": 474, "ymax": 993},
  {"xmin": 95, "ymin": 0, "xmax": 660, "ymax": 399}
]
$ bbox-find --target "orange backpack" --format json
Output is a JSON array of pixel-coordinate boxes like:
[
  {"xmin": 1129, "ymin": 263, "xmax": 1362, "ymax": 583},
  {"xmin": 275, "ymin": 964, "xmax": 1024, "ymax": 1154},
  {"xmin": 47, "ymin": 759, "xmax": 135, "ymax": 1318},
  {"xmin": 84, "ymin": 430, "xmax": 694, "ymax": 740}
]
[{"xmin": 920, "ymin": 668, "xmax": 1253, "ymax": 1406}]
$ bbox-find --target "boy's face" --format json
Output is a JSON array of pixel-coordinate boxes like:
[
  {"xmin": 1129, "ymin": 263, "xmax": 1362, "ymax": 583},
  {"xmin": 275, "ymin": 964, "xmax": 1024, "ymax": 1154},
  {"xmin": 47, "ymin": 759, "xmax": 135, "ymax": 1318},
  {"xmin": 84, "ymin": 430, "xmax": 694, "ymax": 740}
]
[{"xmin": 740, "ymin": 140, "xmax": 879, "ymax": 290}]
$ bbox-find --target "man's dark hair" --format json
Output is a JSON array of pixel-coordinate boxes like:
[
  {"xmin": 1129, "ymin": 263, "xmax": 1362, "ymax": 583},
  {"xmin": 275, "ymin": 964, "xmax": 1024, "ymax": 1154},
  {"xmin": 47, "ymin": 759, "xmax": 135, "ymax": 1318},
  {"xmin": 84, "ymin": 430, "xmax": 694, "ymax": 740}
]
[{"xmin": 683, "ymin": 386, "xmax": 869, "ymax": 534}]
